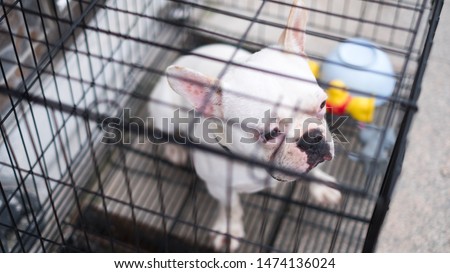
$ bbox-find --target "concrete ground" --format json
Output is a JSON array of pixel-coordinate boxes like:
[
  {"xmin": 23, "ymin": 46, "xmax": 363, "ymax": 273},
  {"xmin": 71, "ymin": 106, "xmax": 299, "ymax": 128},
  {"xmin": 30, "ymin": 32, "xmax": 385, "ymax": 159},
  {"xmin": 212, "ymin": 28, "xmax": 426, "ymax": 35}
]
[{"xmin": 376, "ymin": 1, "xmax": 450, "ymax": 252}]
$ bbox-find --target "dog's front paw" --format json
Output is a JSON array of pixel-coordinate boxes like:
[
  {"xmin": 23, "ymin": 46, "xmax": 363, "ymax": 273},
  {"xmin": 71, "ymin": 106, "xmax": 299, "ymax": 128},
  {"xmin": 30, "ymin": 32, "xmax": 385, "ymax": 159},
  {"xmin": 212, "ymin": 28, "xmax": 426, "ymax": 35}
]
[
  {"xmin": 212, "ymin": 216, "xmax": 245, "ymax": 252},
  {"xmin": 308, "ymin": 168, "xmax": 342, "ymax": 205},
  {"xmin": 309, "ymin": 183, "xmax": 342, "ymax": 205}
]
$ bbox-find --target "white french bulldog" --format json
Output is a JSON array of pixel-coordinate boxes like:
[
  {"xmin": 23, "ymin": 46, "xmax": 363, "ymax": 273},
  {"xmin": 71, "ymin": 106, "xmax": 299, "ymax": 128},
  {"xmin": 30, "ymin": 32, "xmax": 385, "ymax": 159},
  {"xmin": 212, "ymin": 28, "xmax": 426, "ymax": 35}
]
[{"xmin": 149, "ymin": 0, "xmax": 341, "ymax": 251}]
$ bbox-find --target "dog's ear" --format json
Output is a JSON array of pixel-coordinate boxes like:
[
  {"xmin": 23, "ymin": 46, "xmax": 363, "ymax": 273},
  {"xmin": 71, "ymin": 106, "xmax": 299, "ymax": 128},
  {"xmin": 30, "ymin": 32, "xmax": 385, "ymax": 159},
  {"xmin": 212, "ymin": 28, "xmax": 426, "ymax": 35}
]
[
  {"xmin": 166, "ymin": 65, "xmax": 223, "ymax": 117},
  {"xmin": 278, "ymin": 0, "xmax": 308, "ymax": 55}
]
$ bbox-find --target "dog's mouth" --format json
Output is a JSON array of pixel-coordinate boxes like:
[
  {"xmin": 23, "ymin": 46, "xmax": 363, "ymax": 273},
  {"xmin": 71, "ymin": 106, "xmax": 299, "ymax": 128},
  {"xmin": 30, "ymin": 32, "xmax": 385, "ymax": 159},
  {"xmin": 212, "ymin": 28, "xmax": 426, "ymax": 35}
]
[
  {"xmin": 306, "ymin": 157, "xmax": 327, "ymax": 172},
  {"xmin": 269, "ymin": 172, "xmax": 296, "ymax": 183},
  {"xmin": 269, "ymin": 154, "xmax": 332, "ymax": 182},
  {"xmin": 269, "ymin": 166, "xmax": 316, "ymax": 183},
  {"xmin": 267, "ymin": 139, "xmax": 333, "ymax": 182}
]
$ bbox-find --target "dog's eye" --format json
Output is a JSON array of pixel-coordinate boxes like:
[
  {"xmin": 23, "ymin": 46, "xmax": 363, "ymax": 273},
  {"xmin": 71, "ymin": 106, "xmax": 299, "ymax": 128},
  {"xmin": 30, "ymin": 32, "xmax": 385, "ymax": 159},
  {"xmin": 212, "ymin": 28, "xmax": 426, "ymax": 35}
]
[
  {"xmin": 263, "ymin": 128, "xmax": 281, "ymax": 142},
  {"xmin": 320, "ymin": 100, "xmax": 326, "ymax": 109}
]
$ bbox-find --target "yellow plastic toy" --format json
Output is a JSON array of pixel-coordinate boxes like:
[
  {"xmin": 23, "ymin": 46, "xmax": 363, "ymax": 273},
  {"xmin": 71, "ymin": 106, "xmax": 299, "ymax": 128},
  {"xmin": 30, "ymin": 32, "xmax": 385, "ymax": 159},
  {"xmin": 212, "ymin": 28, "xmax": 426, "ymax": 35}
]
[
  {"xmin": 325, "ymin": 80, "xmax": 375, "ymax": 123},
  {"xmin": 308, "ymin": 60, "xmax": 320, "ymax": 79}
]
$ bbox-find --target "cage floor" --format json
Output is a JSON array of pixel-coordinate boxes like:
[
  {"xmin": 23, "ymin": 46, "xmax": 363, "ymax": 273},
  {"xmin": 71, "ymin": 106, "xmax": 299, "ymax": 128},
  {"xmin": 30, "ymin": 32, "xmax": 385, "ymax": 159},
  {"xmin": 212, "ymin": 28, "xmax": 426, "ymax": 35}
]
[{"xmin": 63, "ymin": 132, "xmax": 382, "ymax": 253}]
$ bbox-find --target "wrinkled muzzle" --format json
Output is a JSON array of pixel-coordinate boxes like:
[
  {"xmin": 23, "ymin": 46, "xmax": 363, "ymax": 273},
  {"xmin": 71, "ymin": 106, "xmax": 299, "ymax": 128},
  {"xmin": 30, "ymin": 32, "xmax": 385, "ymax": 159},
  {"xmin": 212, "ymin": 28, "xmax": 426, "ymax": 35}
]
[{"xmin": 269, "ymin": 128, "xmax": 334, "ymax": 182}]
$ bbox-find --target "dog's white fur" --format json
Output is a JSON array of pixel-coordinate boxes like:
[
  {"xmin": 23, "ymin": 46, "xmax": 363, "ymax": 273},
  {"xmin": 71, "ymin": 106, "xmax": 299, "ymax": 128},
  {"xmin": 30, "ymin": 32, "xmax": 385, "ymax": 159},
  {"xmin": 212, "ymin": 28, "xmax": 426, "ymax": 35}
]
[{"xmin": 149, "ymin": 0, "xmax": 341, "ymax": 251}]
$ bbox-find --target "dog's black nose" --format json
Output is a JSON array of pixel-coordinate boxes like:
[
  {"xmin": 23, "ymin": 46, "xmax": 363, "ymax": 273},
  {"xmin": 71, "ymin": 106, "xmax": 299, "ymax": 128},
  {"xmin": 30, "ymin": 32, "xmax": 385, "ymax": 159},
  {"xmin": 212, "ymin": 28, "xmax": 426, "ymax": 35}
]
[
  {"xmin": 297, "ymin": 129, "xmax": 332, "ymax": 169},
  {"xmin": 297, "ymin": 129, "xmax": 324, "ymax": 151}
]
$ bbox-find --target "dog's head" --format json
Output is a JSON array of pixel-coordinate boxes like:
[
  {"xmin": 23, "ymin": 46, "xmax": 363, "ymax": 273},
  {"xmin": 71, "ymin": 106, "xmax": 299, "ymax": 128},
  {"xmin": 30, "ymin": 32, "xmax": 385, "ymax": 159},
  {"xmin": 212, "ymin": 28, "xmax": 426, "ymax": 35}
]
[{"xmin": 166, "ymin": 0, "xmax": 333, "ymax": 182}]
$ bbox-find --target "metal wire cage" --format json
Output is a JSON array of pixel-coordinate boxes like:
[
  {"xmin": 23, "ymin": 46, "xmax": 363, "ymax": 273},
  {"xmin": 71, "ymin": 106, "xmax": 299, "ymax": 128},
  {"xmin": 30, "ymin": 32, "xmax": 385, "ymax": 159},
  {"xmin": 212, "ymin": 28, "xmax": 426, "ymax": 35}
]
[{"xmin": 0, "ymin": 0, "xmax": 443, "ymax": 253}]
